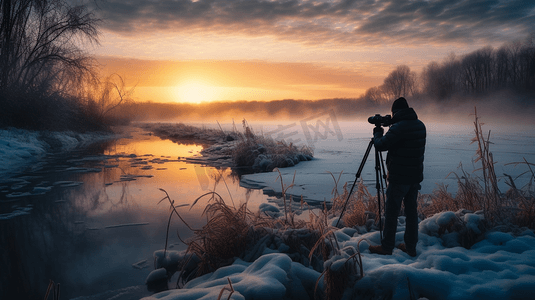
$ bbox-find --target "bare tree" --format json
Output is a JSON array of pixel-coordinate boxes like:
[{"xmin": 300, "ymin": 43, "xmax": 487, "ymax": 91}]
[
  {"xmin": 421, "ymin": 61, "xmax": 441, "ymax": 98},
  {"xmin": 363, "ymin": 85, "xmax": 386, "ymax": 104},
  {"xmin": 518, "ymin": 36, "xmax": 535, "ymax": 90},
  {"xmin": 382, "ymin": 65, "xmax": 417, "ymax": 100},
  {"xmin": 0, "ymin": 0, "xmax": 99, "ymax": 95},
  {"xmin": 507, "ymin": 40, "xmax": 523, "ymax": 88},
  {"xmin": 82, "ymin": 73, "xmax": 136, "ymax": 123},
  {"xmin": 494, "ymin": 45, "xmax": 510, "ymax": 89},
  {"xmin": 461, "ymin": 46, "xmax": 495, "ymax": 94}
]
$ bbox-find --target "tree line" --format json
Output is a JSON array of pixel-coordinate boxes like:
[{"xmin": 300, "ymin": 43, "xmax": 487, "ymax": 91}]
[{"xmin": 362, "ymin": 36, "xmax": 535, "ymax": 104}]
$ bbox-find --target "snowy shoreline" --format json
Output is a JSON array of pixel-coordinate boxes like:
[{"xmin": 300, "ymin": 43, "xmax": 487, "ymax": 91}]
[
  {"xmin": 142, "ymin": 210, "xmax": 535, "ymax": 300},
  {"xmin": 140, "ymin": 122, "xmax": 314, "ymax": 172},
  {"xmin": 0, "ymin": 127, "xmax": 115, "ymax": 178}
]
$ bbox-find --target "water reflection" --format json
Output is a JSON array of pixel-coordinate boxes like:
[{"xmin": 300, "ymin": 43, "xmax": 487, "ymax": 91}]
[{"xmin": 0, "ymin": 127, "xmax": 268, "ymax": 299}]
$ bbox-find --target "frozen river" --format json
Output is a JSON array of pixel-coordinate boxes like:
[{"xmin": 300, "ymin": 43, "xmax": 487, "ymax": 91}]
[
  {"xmin": 242, "ymin": 117, "xmax": 535, "ymax": 205},
  {"xmin": 1, "ymin": 116, "xmax": 534, "ymax": 299}
]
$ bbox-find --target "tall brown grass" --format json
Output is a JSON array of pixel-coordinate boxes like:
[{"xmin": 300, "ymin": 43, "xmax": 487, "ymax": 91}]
[
  {"xmin": 157, "ymin": 173, "xmax": 331, "ymax": 290},
  {"xmin": 419, "ymin": 107, "xmax": 535, "ymax": 232},
  {"xmin": 330, "ymin": 178, "xmax": 379, "ymax": 230},
  {"xmin": 233, "ymin": 119, "xmax": 314, "ymax": 172},
  {"xmin": 504, "ymin": 160, "xmax": 535, "ymax": 229},
  {"xmin": 154, "ymin": 172, "xmax": 371, "ymax": 298}
]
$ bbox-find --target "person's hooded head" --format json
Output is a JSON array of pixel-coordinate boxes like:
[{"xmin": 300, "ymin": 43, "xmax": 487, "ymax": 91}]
[{"xmin": 391, "ymin": 97, "xmax": 409, "ymax": 115}]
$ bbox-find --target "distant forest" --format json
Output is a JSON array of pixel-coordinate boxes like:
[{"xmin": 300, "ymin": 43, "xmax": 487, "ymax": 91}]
[
  {"xmin": 116, "ymin": 35, "xmax": 535, "ymax": 122},
  {"xmin": 368, "ymin": 36, "xmax": 535, "ymax": 102}
]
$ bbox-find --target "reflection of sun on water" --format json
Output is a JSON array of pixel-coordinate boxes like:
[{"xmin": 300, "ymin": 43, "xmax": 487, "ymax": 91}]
[{"xmin": 175, "ymin": 80, "xmax": 219, "ymax": 104}]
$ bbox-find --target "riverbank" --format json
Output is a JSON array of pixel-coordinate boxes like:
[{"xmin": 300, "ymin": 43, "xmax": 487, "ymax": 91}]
[
  {"xmin": 139, "ymin": 122, "xmax": 314, "ymax": 173},
  {"xmin": 0, "ymin": 128, "xmax": 115, "ymax": 178}
]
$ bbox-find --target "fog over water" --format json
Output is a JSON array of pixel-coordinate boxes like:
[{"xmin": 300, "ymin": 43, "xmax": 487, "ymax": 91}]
[
  {"xmin": 235, "ymin": 117, "xmax": 534, "ymax": 201},
  {"xmin": 121, "ymin": 90, "xmax": 535, "ymax": 135}
]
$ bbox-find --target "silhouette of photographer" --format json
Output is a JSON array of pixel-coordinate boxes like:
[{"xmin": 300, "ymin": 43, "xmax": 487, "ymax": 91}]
[{"xmin": 369, "ymin": 97, "xmax": 426, "ymax": 257}]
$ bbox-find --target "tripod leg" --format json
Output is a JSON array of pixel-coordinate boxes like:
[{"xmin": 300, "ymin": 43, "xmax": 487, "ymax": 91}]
[
  {"xmin": 335, "ymin": 138, "xmax": 374, "ymax": 228},
  {"xmin": 379, "ymin": 151, "xmax": 388, "ymax": 187},
  {"xmin": 375, "ymin": 147, "xmax": 383, "ymax": 240},
  {"xmin": 378, "ymin": 151, "xmax": 388, "ymax": 240}
]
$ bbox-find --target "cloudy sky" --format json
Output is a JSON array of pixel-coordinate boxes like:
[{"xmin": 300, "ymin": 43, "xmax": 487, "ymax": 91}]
[{"xmin": 86, "ymin": 0, "xmax": 535, "ymax": 103}]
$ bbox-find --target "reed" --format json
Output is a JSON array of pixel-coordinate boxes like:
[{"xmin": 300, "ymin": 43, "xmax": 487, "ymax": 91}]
[
  {"xmin": 420, "ymin": 107, "xmax": 535, "ymax": 232},
  {"xmin": 43, "ymin": 280, "xmax": 60, "ymax": 300},
  {"xmin": 332, "ymin": 180, "xmax": 378, "ymax": 229},
  {"xmin": 233, "ymin": 119, "xmax": 314, "ymax": 172}
]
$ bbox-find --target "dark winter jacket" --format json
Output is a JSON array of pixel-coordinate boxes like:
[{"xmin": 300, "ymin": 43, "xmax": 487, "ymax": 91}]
[{"xmin": 374, "ymin": 107, "xmax": 426, "ymax": 184}]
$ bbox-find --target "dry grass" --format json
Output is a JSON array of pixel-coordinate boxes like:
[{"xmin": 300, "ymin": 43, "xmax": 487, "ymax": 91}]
[
  {"xmin": 233, "ymin": 119, "xmax": 314, "ymax": 172},
  {"xmin": 43, "ymin": 280, "xmax": 60, "ymax": 300},
  {"xmin": 419, "ymin": 172, "xmax": 485, "ymax": 217},
  {"xmin": 504, "ymin": 159, "xmax": 535, "ymax": 229},
  {"xmin": 153, "ymin": 168, "xmax": 366, "ymax": 298},
  {"xmin": 328, "ymin": 171, "xmax": 379, "ymax": 230},
  {"xmin": 156, "ymin": 173, "xmax": 331, "ymax": 289},
  {"xmin": 335, "ymin": 181, "xmax": 379, "ymax": 229},
  {"xmin": 419, "ymin": 108, "xmax": 535, "ymax": 231},
  {"xmin": 322, "ymin": 241, "xmax": 365, "ymax": 300},
  {"xmin": 217, "ymin": 278, "xmax": 235, "ymax": 300},
  {"xmin": 188, "ymin": 200, "xmax": 250, "ymax": 276}
]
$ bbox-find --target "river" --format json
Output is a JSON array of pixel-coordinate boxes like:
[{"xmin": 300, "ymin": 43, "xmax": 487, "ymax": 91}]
[{"xmin": 0, "ymin": 126, "xmax": 269, "ymax": 300}]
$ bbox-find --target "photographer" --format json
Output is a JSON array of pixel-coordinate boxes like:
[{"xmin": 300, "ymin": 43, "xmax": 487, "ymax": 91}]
[{"xmin": 368, "ymin": 97, "xmax": 426, "ymax": 257}]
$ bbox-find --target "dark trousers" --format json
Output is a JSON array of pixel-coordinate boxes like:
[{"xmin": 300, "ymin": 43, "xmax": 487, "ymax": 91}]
[{"xmin": 381, "ymin": 182, "xmax": 420, "ymax": 252}]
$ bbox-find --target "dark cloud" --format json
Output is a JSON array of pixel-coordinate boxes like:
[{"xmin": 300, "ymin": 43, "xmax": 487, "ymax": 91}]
[{"xmin": 90, "ymin": 0, "xmax": 535, "ymax": 46}]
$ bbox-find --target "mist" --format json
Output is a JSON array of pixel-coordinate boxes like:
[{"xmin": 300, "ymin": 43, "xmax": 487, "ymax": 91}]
[
  {"xmin": 111, "ymin": 35, "xmax": 535, "ymax": 127},
  {"xmin": 110, "ymin": 92, "xmax": 534, "ymax": 130}
]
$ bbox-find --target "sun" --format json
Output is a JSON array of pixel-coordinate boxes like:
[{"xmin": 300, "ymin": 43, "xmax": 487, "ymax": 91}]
[{"xmin": 175, "ymin": 80, "xmax": 218, "ymax": 104}]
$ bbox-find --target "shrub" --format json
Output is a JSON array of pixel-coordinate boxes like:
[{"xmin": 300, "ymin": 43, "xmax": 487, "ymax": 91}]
[{"xmin": 232, "ymin": 119, "xmax": 314, "ymax": 172}]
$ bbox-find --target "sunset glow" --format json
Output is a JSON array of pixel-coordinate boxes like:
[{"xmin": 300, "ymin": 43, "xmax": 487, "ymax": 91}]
[
  {"xmin": 175, "ymin": 80, "xmax": 219, "ymax": 104},
  {"xmin": 88, "ymin": 0, "xmax": 534, "ymax": 103}
]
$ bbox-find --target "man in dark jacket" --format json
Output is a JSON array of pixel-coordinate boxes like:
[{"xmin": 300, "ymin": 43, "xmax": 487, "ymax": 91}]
[{"xmin": 368, "ymin": 97, "xmax": 426, "ymax": 257}]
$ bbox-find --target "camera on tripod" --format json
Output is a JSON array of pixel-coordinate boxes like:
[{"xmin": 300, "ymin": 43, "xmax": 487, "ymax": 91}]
[{"xmin": 368, "ymin": 114, "xmax": 392, "ymax": 127}]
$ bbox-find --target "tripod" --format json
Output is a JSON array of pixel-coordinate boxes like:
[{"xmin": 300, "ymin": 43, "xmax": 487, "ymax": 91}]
[{"xmin": 335, "ymin": 126, "xmax": 388, "ymax": 240}]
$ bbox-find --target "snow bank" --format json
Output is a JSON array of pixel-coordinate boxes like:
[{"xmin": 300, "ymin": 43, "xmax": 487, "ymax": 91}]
[
  {"xmin": 0, "ymin": 128, "xmax": 113, "ymax": 177},
  {"xmin": 142, "ymin": 253, "xmax": 322, "ymax": 300},
  {"xmin": 347, "ymin": 213, "xmax": 535, "ymax": 300},
  {"xmin": 0, "ymin": 128, "xmax": 47, "ymax": 175},
  {"xmin": 144, "ymin": 211, "xmax": 535, "ymax": 300}
]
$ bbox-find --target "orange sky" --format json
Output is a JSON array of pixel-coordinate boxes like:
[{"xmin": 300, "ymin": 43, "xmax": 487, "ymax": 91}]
[
  {"xmin": 97, "ymin": 56, "xmax": 384, "ymax": 103},
  {"xmin": 86, "ymin": 0, "xmax": 534, "ymax": 104}
]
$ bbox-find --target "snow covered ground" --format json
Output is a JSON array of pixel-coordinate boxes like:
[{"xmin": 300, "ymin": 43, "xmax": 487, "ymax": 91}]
[
  {"xmin": 142, "ymin": 210, "xmax": 535, "ymax": 300},
  {"xmin": 0, "ymin": 128, "xmax": 114, "ymax": 178}
]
